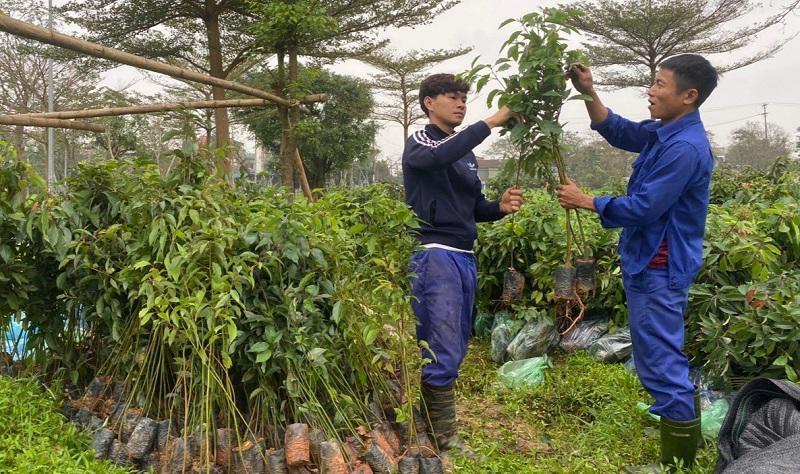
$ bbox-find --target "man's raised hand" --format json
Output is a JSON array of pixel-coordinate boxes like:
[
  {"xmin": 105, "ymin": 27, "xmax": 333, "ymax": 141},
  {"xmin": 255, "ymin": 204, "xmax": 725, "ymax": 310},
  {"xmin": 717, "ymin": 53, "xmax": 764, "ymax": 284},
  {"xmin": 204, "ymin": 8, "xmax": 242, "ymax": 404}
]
[
  {"xmin": 566, "ymin": 63, "xmax": 595, "ymax": 95},
  {"xmin": 500, "ymin": 186, "xmax": 524, "ymax": 214}
]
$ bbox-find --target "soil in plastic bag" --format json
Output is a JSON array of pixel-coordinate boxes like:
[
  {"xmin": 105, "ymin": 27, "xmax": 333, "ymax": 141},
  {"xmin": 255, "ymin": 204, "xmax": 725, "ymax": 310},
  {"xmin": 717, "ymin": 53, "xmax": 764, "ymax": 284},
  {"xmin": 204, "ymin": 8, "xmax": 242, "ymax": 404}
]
[
  {"xmin": 418, "ymin": 456, "xmax": 444, "ymax": 474},
  {"xmin": 490, "ymin": 314, "xmax": 523, "ymax": 364},
  {"xmin": 588, "ymin": 327, "xmax": 632, "ymax": 363},
  {"xmin": 506, "ymin": 317, "xmax": 559, "ymax": 361},
  {"xmin": 501, "ymin": 267, "xmax": 525, "ymax": 306},
  {"xmin": 285, "ymin": 423, "xmax": 311, "ymax": 467},
  {"xmin": 575, "ymin": 257, "xmax": 597, "ymax": 293},
  {"xmin": 559, "ymin": 318, "xmax": 609, "ymax": 353},
  {"xmin": 498, "ymin": 355, "xmax": 551, "ymax": 390},
  {"xmin": 554, "ymin": 266, "xmax": 576, "ymax": 299}
]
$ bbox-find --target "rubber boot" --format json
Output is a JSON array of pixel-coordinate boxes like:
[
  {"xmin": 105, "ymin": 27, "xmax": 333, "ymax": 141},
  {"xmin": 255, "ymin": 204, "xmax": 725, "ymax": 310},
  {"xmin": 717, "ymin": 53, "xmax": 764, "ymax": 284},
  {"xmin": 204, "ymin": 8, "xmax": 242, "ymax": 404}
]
[
  {"xmin": 420, "ymin": 382, "xmax": 476, "ymax": 460},
  {"xmin": 694, "ymin": 391, "xmax": 706, "ymax": 448},
  {"xmin": 660, "ymin": 416, "xmax": 701, "ymax": 470},
  {"xmin": 624, "ymin": 416, "xmax": 701, "ymax": 473}
]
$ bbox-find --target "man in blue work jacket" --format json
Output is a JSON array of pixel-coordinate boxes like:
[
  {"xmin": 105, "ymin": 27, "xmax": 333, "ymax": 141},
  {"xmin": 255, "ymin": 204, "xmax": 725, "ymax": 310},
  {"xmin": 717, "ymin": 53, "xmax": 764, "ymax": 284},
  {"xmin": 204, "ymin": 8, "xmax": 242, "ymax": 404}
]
[
  {"xmin": 403, "ymin": 73, "xmax": 523, "ymax": 457},
  {"xmin": 557, "ymin": 54, "xmax": 718, "ymax": 471}
]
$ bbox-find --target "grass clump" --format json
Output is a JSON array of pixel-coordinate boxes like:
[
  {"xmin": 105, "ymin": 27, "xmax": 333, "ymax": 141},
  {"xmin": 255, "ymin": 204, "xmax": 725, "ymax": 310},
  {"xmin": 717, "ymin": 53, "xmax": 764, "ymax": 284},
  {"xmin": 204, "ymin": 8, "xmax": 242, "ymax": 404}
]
[
  {"xmin": 454, "ymin": 342, "xmax": 718, "ymax": 473},
  {"xmin": 0, "ymin": 376, "xmax": 130, "ymax": 473}
]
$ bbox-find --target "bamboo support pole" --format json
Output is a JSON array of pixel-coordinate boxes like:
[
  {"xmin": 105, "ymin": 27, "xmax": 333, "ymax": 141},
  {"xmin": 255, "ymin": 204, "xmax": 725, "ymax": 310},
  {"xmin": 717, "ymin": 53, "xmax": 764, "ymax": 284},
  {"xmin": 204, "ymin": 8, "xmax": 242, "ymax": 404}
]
[
  {"xmin": 0, "ymin": 115, "xmax": 106, "ymax": 132},
  {"xmin": 293, "ymin": 148, "xmax": 314, "ymax": 203},
  {"xmin": 19, "ymin": 98, "xmax": 328, "ymax": 120},
  {"xmin": 0, "ymin": 13, "xmax": 327, "ymax": 108}
]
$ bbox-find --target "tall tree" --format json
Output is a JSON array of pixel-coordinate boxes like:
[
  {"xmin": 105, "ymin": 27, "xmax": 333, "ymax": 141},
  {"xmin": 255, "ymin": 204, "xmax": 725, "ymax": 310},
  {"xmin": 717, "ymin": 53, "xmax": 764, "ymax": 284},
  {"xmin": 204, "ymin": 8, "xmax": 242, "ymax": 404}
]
[
  {"xmin": 563, "ymin": 0, "xmax": 800, "ymax": 88},
  {"xmin": 248, "ymin": 0, "xmax": 459, "ymax": 187},
  {"xmin": 364, "ymin": 47, "xmax": 472, "ymax": 142},
  {"xmin": 59, "ymin": 0, "xmax": 259, "ymax": 175},
  {"xmin": 725, "ymin": 121, "xmax": 791, "ymax": 169},
  {"xmin": 239, "ymin": 68, "xmax": 377, "ymax": 189},
  {"xmin": 0, "ymin": 0, "xmax": 102, "ymax": 176}
]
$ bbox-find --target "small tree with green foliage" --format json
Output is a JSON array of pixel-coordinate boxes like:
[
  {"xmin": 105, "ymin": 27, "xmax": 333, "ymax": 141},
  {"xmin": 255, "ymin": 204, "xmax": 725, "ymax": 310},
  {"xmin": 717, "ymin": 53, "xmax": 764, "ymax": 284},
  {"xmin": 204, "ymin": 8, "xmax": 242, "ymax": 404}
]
[
  {"xmin": 239, "ymin": 68, "xmax": 378, "ymax": 189},
  {"xmin": 464, "ymin": 8, "xmax": 591, "ymax": 263},
  {"xmin": 248, "ymin": 0, "xmax": 460, "ymax": 188}
]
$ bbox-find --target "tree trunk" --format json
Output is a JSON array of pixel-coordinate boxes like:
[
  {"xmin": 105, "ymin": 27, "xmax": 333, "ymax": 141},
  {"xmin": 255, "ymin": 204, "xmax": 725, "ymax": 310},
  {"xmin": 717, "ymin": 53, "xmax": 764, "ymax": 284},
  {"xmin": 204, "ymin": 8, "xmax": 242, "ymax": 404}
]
[
  {"xmin": 276, "ymin": 50, "xmax": 294, "ymax": 190},
  {"xmin": 293, "ymin": 148, "xmax": 314, "ymax": 202},
  {"xmin": 14, "ymin": 125, "xmax": 24, "ymax": 159},
  {"xmin": 0, "ymin": 115, "xmax": 106, "ymax": 132},
  {"xmin": 204, "ymin": 9, "xmax": 231, "ymax": 178},
  {"xmin": 401, "ymin": 74, "xmax": 410, "ymax": 142},
  {"xmin": 287, "ymin": 46, "xmax": 313, "ymax": 200}
]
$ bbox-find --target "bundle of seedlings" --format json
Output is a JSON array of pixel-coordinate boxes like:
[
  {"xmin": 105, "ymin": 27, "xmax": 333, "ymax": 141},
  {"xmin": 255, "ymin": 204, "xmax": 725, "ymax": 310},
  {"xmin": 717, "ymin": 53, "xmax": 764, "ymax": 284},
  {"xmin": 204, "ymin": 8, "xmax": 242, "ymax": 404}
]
[
  {"xmin": 11, "ymin": 150, "xmax": 424, "ymax": 470},
  {"xmin": 465, "ymin": 8, "xmax": 596, "ymax": 331}
]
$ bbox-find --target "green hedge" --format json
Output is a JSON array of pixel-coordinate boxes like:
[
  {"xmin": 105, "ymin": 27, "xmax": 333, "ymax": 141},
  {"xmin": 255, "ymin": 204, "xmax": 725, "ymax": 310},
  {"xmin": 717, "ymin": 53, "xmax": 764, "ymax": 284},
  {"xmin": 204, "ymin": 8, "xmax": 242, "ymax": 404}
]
[
  {"xmin": 1, "ymin": 145, "xmax": 419, "ymax": 449},
  {"xmin": 476, "ymin": 160, "xmax": 800, "ymax": 386}
]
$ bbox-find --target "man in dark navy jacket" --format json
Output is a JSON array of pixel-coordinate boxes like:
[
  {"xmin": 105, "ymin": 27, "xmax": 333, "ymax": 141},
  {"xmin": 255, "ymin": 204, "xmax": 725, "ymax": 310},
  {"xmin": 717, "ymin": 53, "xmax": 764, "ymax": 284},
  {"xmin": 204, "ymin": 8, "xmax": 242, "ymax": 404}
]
[
  {"xmin": 403, "ymin": 73, "xmax": 523, "ymax": 457},
  {"xmin": 558, "ymin": 55, "xmax": 718, "ymax": 471}
]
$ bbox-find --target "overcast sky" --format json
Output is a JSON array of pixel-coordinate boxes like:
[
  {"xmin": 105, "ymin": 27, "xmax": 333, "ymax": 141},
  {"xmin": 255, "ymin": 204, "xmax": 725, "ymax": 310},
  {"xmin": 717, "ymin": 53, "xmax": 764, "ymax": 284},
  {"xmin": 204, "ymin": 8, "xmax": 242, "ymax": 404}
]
[
  {"xmin": 52, "ymin": 0, "xmax": 800, "ymax": 163},
  {"xmin": 338, "ymin": 0, "xmax": 800, "ymax": 165}
]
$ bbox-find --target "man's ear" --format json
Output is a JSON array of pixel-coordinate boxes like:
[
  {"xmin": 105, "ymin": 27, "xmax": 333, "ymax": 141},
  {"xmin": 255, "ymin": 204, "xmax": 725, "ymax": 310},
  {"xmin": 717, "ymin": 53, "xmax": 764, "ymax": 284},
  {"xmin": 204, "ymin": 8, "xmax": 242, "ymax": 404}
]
[
  {"xmin": 683, "ymin": 88, "xmax": 699, "ymax": 106},
  {"xmin": 423, "ymin": 95, "xmax": 435, "ymax": 111}
]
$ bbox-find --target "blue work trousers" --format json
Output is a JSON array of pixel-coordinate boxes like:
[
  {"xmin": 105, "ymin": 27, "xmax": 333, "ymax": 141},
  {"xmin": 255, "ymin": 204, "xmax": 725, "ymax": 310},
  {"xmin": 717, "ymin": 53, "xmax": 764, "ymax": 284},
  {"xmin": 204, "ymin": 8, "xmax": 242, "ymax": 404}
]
[
  {"xmin": 409, "ymin": 248, "xmax": 476, "ymax": 388},
  {"xmin": 625, "ymin": 267, "xmax": 696, "ymax": 421}
]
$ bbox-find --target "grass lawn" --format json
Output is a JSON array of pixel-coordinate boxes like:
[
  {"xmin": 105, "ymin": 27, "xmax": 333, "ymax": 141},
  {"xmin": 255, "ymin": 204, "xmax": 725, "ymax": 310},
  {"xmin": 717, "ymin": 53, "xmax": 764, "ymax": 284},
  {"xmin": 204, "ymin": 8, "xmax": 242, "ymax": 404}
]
[
  {"xmin": 0, "ymin": 376, "xmax": 130, "ymax": 474},
  {"xmin": 451, "ymin": 341, "xmax": 718, "ymax": 473}
]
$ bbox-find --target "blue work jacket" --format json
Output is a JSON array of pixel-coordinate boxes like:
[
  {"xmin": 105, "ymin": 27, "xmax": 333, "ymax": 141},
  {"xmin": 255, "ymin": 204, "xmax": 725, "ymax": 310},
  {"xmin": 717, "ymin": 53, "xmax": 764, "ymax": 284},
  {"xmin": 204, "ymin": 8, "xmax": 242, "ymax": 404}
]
[{"xmin": 591, "ymin": 109, "xmax": 714, "ymax": 289}]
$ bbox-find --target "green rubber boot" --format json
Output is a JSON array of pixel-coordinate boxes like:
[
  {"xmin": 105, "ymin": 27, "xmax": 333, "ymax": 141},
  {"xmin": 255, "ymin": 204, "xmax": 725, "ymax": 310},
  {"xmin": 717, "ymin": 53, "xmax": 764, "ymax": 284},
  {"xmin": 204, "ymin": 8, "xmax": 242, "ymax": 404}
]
[
  {"xmin": 694, "ymin": 391, "xmax": 706, "ymax": 448},
  {"xmin": 624, "ymin": 416, "xmax": 701, "ymax": 473},
  {"xmin": 660, "ymin": 416, "xmax": 701, "ymax": 470},
  {"xmin": 420, "ymin": 382, "xmax": 477, "ymax": 460}
]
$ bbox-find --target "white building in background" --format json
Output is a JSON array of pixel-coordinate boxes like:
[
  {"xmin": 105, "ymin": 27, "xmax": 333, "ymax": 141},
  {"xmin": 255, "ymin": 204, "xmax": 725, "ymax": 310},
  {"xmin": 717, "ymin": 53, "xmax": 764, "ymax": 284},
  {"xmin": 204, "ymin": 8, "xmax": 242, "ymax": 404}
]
[
  {"xmin": 475, "ymin": 158, "xmax": 505, "ymax": 189},
  {"xmin": 254, "ymin": 142, "xmax": 267, "ymax": 175}
]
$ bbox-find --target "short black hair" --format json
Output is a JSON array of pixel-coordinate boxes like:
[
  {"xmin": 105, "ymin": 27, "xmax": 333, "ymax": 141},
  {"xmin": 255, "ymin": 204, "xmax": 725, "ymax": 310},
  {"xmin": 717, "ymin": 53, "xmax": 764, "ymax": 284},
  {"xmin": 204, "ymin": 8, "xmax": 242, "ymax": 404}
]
[
  {"xmin": 418, "ymin": 73, "xmax": 470, "ymax": 117},
  {"xmin": 659, "ymin": 54, "xmax": 719, "ymax": 108}
]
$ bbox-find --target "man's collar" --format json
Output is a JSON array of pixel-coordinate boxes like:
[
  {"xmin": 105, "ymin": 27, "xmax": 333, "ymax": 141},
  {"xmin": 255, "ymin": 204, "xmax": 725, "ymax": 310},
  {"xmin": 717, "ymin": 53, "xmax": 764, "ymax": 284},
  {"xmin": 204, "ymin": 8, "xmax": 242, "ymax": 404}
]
[
  {"xmin": 426, "ymin": 123, "xmax": 453, "ymax": 138},
  {"xmin": 650, "ymin": 110, "xmax": 702, "ymax": 142}
]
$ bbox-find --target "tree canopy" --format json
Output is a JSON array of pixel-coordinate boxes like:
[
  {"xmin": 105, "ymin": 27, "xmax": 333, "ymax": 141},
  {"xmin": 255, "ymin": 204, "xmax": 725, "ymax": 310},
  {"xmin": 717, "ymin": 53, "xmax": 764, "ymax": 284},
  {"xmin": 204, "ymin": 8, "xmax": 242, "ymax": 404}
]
[
  {"xmin": 364, "ymin": 47, "xmax": 472, "ymax": 142},
  {"xmin": 564, "ymin": 0, "xmax": 800, "ymax": 88},
  {"xmin": 239, "ymin": 68, "xmax": 378, "ymax": 189},
  {"xmin": 724, "ymin": 121, "xmax": 792, "ymax": 169},
  {"xmin": 247, "ymin": 0, "xmax": 460, "ymax": 188},
  {"xmin": 59, "ymin": 0, "xmax": 261, "ymax": 175}
]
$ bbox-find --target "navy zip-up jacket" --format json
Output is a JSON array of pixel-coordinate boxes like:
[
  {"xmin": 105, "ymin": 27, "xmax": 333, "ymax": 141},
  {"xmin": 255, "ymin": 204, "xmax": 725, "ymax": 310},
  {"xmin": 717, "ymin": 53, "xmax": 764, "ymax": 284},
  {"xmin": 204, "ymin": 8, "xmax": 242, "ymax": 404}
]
[
  {"xmin": 591, "ymin": 109, "xmax": 714, "ymax": 288},
  {"xmin": 402, "ymin": 122, "xmax": 505, "ymax": 251}
]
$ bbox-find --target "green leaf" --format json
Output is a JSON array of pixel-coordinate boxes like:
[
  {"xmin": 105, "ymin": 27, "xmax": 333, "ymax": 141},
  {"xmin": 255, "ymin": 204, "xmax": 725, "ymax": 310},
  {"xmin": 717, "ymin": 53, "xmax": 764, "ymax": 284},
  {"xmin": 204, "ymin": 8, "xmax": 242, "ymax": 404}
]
[
  {"xmin": 331, "ymin": 301, "xmax": 343, "ymax": 324},
  {"xmin": 249, "ymin": 342, "xmax": 270, "ymax": 353},
  {"xmin": 255, "ymin": 349, "xmax": 272, "ymax": 364},
  {"xmin": 786, "ymin": 364, "xmax": 798, "ymax": 382},
  {"xmin": 510, "ymin": 123, "xmax": 528, "ymax": 142},
  {"xmin": 499, "ymin": 17, "xmax": 516, "ymax": 28}
]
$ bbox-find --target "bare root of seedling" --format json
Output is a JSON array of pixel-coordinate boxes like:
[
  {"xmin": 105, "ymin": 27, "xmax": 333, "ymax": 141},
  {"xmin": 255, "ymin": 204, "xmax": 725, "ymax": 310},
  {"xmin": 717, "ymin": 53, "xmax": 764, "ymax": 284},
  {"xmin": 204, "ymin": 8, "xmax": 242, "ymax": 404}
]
[{"xmin": 555, "ymin": 294, "xmax": 585, "ymax": 336}]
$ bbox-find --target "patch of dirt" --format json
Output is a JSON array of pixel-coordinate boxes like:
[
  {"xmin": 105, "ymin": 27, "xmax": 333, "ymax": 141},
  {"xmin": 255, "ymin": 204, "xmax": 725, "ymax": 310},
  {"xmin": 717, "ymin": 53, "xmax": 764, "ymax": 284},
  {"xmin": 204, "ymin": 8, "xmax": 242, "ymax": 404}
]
[{"xmin": 457, "ymin": 397, "xmax": 551, "ymax": 455}]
